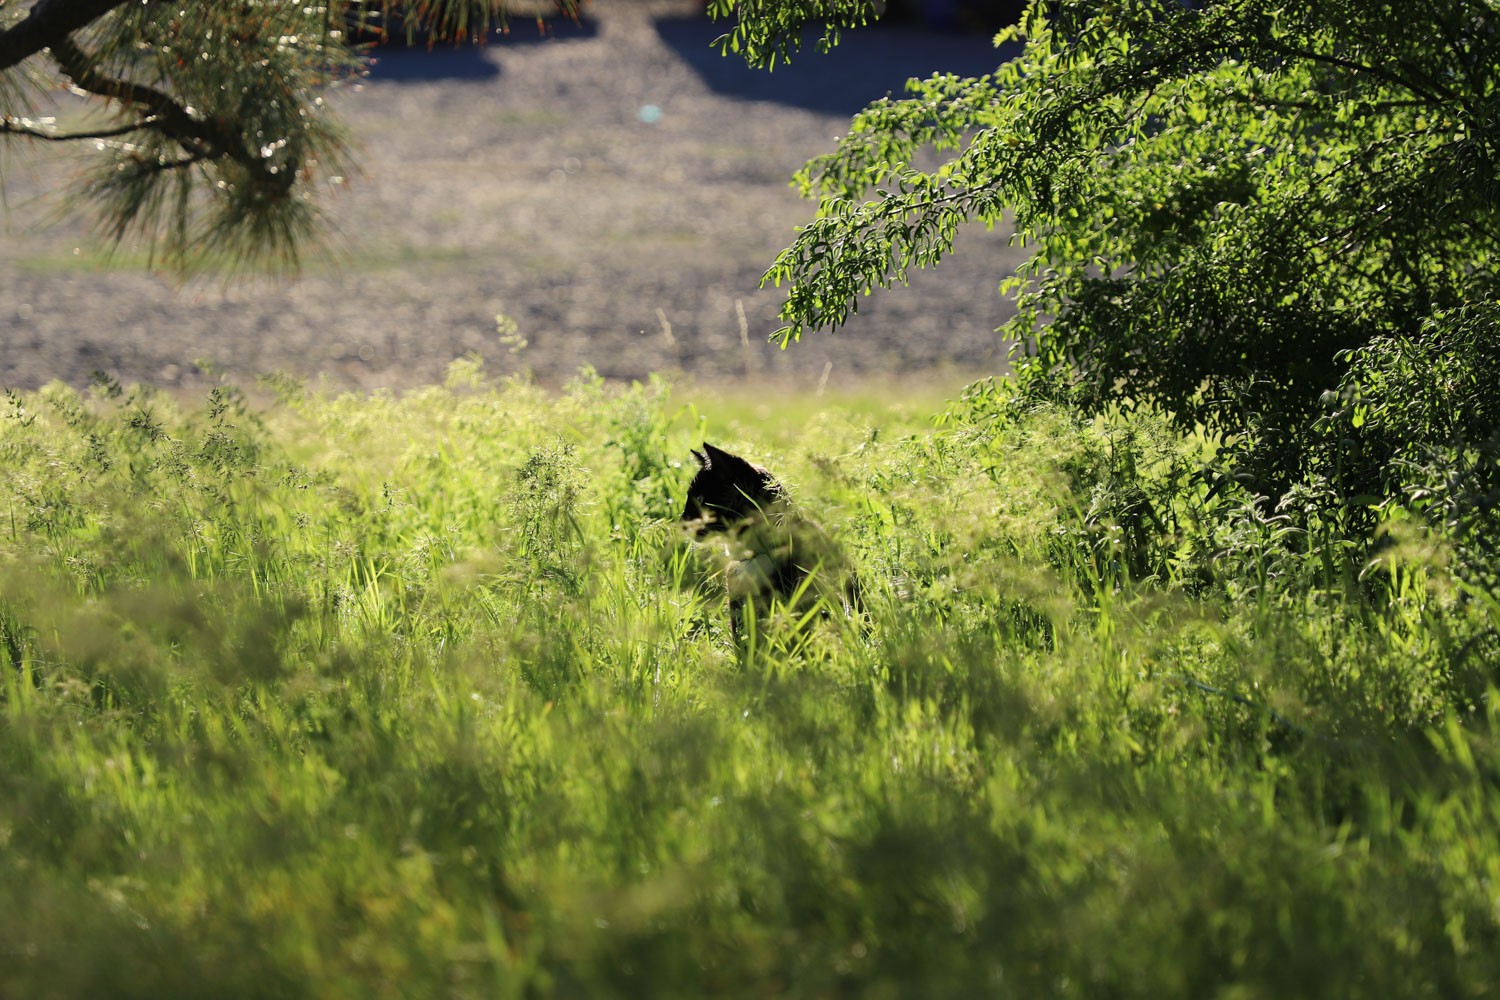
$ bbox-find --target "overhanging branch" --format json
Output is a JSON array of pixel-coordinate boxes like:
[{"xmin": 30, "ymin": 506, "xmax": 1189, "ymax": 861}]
[
  {"xmin": 0, "ymin": 0, "xmax": 132, "ymax": 73},
  {"xmin": 1, "ymin": 113, "xmax": 159, "ymax": 141},
  {"xmin": 48, "ymin": 35, "xmax": 294, "ymax": 194}
]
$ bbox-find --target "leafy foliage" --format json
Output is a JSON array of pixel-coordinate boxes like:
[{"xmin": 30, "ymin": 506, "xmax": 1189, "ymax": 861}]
[
  {"xmin": 703, "ymin": 0, "xmax": 885, "ymax": 67},
  {"xmin": 754, "ymin": 0, "xmax": 1500, "ymax": 503},
  {"xmin": 1332, "ymin": 302, "xmax": 1500, "ymax": 589}
]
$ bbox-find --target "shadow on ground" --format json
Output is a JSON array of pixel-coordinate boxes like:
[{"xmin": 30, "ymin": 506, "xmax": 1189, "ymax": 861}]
[
  {"xmin": 364, "ymin": 13, "xmax": 1011, "ymax": 101},
  {"xmin": 652, "ymin": 15, "xmax": 1015, "ymax": 115},
  {"xmin": 363, "ymin": 16, "xmax": 602, "ymax": 81}
]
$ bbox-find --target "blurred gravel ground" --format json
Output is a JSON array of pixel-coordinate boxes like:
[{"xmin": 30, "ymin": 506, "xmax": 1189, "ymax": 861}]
[{"xmin": 0, "ymin": 0, "xmax": 1022, "ymax": 394}]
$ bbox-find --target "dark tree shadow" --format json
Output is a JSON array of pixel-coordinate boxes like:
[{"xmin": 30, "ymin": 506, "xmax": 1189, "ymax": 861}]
[
  {"xmin": 362, "ymin": 16, "xmax": 601, "ymax": 82},
  {"xmin": 652, "ymin": 16, "xmax": 1017, "ymax": 117}
]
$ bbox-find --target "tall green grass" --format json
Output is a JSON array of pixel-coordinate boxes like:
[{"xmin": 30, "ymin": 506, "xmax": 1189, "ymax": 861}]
[{"xmin": 2, "ymin": 362, "xmax": 1498, "ymax": 997}]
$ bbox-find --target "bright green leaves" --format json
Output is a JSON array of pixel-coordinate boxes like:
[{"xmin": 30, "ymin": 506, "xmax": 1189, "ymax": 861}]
[
  {"xmin": 746, "ymin": 0, "xmax": 1500, "ymax": 506},
  {"xmin": 704, "ymin": 0, "xmax": 884, "ymax": 69},
  {"xmin": 764, "ymin": 164, "xmax": 998, "ymax": 345},
  {"xmin": 761, "ymin": 70, "xmax": 1020, "ymax": 344}
]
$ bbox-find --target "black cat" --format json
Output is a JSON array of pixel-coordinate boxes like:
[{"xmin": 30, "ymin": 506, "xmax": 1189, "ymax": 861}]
[{"xmin": 680, "ymin": 442, "xmax": 860, "ymax": 633}]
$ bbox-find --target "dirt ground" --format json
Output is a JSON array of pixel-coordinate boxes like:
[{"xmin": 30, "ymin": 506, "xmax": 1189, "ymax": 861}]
[{"xmin": 0, "ymin": 0, "xmax": 1023, "ymax": 396}]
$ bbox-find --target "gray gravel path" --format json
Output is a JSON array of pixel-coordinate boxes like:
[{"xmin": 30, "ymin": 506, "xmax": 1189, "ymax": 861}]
[{"xmin": 0, "ymin": 0, "xmax": 1022, "ymax": 394}]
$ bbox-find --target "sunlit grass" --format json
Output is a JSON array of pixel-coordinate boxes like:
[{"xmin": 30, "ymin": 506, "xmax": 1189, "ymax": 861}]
[{"xmin": 1, "ymin": 364, "xmax": 1498, "ymax": 997}]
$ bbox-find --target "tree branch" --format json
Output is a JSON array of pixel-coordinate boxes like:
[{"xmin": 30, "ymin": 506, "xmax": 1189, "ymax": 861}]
[
  {"xmin": 1, "ymin": 113, "xmax": 159, "ymax": 141},
  {"xmin": 1264, "ymin": 44, "xmax": 1458, "ymax": 108},
  {"xmin": 0, "ymin": 0, "xmax": 131, "ymax": 73},
  {"xmin": 49, "ymin": 36, "xmax": 212, "ymax": 149},
  {"xmin": 48, "ymin": 35, "xmax": 294, "ymax": 194}
]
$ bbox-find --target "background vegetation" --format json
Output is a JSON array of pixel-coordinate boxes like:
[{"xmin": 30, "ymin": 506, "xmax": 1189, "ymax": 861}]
[
  {"xmin": 3, "ymin": 365, "xmax": 1499, "ymax": 997},
  {"xmin": 755, "ymin": 0, "xmax": 1500, "ymax": 520}
]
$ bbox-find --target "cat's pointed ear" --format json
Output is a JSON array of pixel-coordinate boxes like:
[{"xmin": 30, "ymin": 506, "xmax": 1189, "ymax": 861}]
[
  {"xmin": 703, "ymin": 442, "xmax": 733, "ymax": 464},
  {"xmin": 691, "ymin": 447, "xmax": 709, "ymax": 468}
]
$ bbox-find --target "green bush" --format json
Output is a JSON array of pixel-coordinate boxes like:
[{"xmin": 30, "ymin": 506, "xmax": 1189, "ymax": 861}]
[{"xmin": 740, "ymin": 0, "xmax": 1500, "ymax": 538}]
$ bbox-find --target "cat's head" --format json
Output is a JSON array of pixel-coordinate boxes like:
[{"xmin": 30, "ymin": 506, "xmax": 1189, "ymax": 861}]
[{"xmin": 681, "ymin": 442, "xmax": 785, "ymax": 535}]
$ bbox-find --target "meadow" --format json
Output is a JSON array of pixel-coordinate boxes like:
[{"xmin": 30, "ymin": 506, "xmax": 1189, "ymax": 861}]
[{"xmin": 3, "ymin": 360, "xmax": 1499, "ymax": 997}]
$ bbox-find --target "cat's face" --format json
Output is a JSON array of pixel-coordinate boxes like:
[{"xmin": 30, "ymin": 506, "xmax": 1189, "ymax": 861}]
[{"xmin": 681, "ymin": 442, "xmax": 784, "ymax": 536}]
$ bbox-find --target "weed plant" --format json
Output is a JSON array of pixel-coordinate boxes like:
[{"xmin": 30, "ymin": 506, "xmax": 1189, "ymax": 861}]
[{"xmin": 2, "ymin": 362, "xmax": 1499, "ymax": 997}]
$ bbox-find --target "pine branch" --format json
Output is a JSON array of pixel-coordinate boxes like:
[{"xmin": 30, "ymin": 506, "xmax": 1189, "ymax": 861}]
[
  {"xmin": 0, "ymin": 114, "xmax": 158, "ymax": 141},
  {"xmin": 48, "ymin": 35, "xmax": 294, "ymax": 195},
  {"xmin": 0, "ymin": 0, "xmax": 131, "ymax": 73}
]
